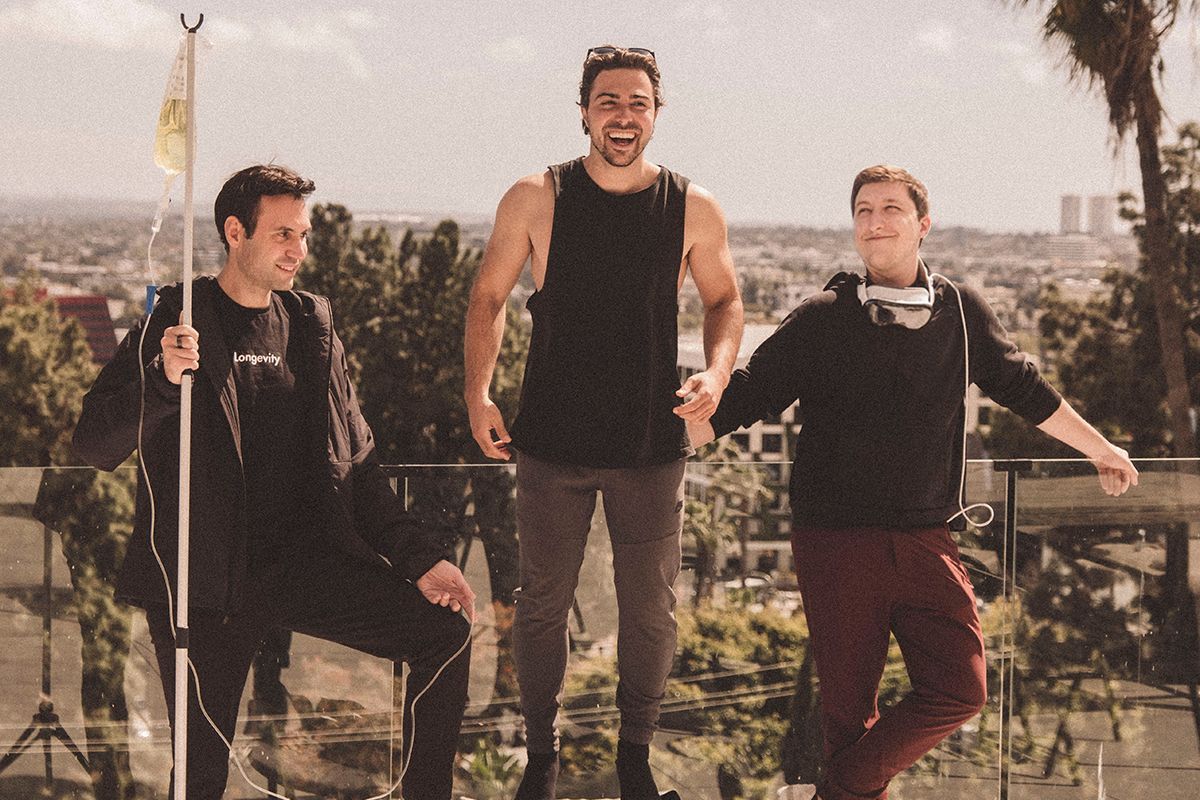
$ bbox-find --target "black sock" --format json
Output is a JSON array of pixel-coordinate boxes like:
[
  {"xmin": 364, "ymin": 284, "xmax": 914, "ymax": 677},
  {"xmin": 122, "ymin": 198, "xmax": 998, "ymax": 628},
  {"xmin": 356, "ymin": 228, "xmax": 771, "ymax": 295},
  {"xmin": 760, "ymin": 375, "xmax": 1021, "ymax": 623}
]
[
  {"xmin": 515, "ymin": 750, "xmax": 559, "ymax": 800},
  {"xmin": 617, "ymin": 739, "xmax": 661, "ymax": 800}
]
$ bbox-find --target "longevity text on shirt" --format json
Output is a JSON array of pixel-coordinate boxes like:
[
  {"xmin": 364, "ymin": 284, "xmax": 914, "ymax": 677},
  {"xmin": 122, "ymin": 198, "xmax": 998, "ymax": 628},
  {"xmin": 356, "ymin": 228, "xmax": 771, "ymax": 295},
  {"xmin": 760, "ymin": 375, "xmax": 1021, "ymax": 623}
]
[{"xmin": 233, "ymin": 351, "xmax": 282, "ymax": 367}]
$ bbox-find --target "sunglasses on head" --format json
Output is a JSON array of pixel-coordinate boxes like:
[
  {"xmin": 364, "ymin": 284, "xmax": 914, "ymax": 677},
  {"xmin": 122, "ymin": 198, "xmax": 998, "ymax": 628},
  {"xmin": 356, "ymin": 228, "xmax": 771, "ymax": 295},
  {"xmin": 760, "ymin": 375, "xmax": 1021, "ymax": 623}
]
[{"xmin": 586, "ymin": 46, "xmax": 656, "ymax": 61}]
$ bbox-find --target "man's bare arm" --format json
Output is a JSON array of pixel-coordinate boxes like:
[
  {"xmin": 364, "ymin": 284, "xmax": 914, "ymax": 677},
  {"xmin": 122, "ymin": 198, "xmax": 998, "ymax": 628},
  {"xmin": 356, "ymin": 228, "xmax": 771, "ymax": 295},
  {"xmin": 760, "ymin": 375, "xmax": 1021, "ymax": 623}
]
[
  {"xmin": 674, "ymin": 185, "xmax": 744, "ymax": 423},
  {"xmin": 464, "ymin": 173, "xmax": 547, "ymax": 460},
  {"xmin": 1036, "ymin": 400, "xmax": 1139, "ymax": 496}
]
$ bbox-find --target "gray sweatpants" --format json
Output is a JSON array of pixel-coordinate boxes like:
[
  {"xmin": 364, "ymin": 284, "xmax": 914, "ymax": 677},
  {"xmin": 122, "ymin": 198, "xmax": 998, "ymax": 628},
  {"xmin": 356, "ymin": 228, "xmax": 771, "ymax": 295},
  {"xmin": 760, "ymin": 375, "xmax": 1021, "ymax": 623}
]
[{"xmin": 513, "ymin": 451, "xmax": 686, "ymax": 753}]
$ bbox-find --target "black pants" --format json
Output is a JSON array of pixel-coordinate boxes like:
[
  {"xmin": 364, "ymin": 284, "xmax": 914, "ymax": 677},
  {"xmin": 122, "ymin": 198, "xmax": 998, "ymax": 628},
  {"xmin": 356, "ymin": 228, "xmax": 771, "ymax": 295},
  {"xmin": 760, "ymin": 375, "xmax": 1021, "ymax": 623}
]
[{"xmin": 145, "ymin": 548, "xmax": 471, "ymax": 800}]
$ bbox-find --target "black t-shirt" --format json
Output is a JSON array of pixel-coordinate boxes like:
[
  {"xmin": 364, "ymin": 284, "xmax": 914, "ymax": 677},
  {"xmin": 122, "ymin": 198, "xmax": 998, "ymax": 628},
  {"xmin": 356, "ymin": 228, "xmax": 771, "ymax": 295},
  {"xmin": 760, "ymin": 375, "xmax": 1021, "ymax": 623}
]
[{"xmin": 213, "ymin": 284, "xmax": 308, "ymax": 567}]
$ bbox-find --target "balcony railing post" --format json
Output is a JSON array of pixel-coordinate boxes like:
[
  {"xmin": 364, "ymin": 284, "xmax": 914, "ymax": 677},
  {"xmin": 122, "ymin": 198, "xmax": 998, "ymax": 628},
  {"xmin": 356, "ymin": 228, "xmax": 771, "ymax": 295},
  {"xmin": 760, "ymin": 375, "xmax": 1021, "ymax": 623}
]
[{"xmin": 992, "ymin": 459, "xmax": 1031, "ymax": 800}]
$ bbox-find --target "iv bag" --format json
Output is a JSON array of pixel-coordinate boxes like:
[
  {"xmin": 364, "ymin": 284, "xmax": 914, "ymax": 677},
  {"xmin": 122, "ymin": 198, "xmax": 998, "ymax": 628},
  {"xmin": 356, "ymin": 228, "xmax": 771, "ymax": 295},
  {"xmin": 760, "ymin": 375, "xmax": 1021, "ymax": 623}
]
[
  {"xmin": 154, "ymin": 38, "xmax": 188, "ymax": 175},
  {"xmin": 148, "ymin": 35, "xmax": 190, "ymax": 283}
]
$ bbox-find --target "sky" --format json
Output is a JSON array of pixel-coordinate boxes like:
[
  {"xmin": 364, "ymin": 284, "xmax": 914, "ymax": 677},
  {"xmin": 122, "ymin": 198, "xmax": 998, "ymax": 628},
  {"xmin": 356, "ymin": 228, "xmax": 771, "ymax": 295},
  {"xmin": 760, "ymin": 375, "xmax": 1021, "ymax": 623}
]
[{"xmin": 1, "ymin": 0, "xmax": 1198, "ymax": 232}]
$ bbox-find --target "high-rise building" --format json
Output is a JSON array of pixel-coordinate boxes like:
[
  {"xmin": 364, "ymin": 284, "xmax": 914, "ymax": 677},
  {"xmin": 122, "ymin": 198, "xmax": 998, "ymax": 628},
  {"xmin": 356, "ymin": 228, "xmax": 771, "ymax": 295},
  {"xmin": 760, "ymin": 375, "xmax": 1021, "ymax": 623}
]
[
  {"xmin": 1088, "ymin": 194, "xmax": 1117, "ymax": 236},
  {"xmin": 1060, "ymin": 194, "xmax": 1082, "ymax": 234}
]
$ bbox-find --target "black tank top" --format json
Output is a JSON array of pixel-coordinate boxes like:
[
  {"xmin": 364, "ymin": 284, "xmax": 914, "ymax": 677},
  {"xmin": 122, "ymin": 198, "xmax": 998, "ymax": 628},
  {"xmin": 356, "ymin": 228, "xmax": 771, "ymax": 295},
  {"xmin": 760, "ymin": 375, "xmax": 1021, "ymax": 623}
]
[{"xmin": 510, "ymin": 158, "xmax": 693, "ymax": 467}]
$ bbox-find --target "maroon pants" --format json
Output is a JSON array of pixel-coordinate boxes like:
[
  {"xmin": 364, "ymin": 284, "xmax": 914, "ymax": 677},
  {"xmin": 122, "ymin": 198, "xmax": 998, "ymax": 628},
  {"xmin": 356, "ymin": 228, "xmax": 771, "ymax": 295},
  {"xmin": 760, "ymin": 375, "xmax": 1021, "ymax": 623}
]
[{"xmin": 792, "ymin": 525, "xmax": 986, "ymax": 800}]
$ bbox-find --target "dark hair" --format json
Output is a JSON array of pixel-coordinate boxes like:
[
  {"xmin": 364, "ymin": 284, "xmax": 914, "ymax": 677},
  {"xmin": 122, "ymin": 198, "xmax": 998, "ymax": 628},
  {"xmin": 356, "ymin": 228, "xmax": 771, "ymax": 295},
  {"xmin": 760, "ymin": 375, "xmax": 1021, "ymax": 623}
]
[
  {"xmin": 214, "ymin": 164, "xmax": 315, "ymax": 252},
  {"xmin": 851, "ymin": 165, "xmax": 929, "ymax": 219},
  {"xmin": 578, "ymin": 46, "xmax": 663, "ymax": 134}
]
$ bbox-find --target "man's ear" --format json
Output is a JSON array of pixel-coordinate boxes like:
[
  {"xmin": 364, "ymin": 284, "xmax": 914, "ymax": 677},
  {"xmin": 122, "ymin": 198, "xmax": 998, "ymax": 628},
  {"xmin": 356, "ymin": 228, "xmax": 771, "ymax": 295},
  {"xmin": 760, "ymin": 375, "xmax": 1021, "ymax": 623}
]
[{"xmin": 223, "ymin": 215, "xmax": 244, "ymax": 249}]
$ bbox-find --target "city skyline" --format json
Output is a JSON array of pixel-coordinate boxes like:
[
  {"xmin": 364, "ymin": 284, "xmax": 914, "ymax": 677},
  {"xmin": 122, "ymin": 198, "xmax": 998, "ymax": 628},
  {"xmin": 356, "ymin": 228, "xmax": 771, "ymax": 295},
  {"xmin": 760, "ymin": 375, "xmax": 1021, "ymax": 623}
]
[{"xmin": 2, "ymin": 1, "xmax": 1199, "ymax": 232}]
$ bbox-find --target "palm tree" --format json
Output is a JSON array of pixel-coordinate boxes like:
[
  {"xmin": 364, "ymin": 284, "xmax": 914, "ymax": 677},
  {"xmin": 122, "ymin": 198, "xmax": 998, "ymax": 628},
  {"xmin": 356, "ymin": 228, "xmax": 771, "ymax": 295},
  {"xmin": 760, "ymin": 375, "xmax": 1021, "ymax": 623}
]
[
  {"xmin": 1013, "ymin": 5, "xmax": 1200, "ymax": 742},
  {"xmin": 1012, "ymin": 0, "xmax": 1198, "ymax": 460}
]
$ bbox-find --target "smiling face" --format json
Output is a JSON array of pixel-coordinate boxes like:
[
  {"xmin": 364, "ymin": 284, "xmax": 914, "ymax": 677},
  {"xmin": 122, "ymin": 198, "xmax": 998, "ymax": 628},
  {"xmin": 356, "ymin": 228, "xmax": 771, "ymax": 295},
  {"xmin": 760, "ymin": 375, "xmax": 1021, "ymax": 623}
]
[
  {"xmin": 581, "ymin": 67, "xmax": 658, "ymax": 168},
  {"xmin": 853, "ymin": 181, "xmax": 932, "ymax": 288},
  {"xmin": 220, "ymin": 194, "xmax": 311, "ymax": 307}
]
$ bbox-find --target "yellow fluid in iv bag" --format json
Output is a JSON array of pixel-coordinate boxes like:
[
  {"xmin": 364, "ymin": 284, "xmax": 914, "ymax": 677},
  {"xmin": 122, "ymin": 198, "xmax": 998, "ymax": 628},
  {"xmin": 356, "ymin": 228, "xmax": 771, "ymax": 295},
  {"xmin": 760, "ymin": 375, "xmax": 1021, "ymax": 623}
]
[
  {"xmin": 154, "ymin": 38, "xmax": 189, "ymax": 176},
  {"xmin": 154, "ymin": 97, "xmax": 186, "ymax": 175}
]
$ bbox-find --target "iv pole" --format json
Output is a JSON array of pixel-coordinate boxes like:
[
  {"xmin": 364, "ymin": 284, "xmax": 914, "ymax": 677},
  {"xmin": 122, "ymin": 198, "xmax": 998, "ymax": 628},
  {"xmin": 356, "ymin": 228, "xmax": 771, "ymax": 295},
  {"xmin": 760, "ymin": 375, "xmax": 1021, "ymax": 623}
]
[{"xmin": 174, "ymin": 13, "xmax": 203, "ymax": 800}]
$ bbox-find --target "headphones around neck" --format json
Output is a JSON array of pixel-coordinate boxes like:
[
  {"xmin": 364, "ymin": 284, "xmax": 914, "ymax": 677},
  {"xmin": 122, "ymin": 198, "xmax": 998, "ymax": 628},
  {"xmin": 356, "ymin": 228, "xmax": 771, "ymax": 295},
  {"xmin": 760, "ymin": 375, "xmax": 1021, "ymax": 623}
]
[{"xmin": 856, "ymin": 260, "xmax": 935, "ymax": 329}]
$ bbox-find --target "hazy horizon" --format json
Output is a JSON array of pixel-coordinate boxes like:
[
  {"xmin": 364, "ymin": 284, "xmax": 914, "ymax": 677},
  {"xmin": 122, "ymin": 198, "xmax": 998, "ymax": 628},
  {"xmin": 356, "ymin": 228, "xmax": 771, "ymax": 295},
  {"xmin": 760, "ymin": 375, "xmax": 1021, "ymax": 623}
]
[{"xmin": 1, "ymin": 192, "xmax": 1141, "ymax": 242}]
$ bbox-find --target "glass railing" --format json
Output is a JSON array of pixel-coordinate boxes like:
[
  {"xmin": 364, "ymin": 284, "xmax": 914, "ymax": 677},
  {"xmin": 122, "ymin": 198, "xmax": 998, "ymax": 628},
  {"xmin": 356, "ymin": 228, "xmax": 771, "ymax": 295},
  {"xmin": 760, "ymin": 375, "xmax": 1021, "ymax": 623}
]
[{"xmin": 1, "ymin": 459, "xmax": 1197, "ymax": 798}]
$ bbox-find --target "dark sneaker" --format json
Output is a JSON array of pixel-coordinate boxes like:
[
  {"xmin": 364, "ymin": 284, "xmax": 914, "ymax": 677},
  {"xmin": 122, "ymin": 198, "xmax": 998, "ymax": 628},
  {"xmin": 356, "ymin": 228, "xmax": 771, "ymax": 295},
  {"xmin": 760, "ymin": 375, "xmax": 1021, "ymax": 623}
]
[{"xmin": 618, "ymin": 739, "xmax": 677, "ymax": 800}]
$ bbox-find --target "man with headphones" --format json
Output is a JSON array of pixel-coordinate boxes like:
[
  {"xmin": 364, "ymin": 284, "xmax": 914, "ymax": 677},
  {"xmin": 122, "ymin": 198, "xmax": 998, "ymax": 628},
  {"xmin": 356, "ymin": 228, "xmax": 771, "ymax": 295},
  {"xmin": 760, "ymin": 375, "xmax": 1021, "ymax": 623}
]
[{"xmin": 686, "ymin": 165, "xmax": 1138, "ymax": 800}]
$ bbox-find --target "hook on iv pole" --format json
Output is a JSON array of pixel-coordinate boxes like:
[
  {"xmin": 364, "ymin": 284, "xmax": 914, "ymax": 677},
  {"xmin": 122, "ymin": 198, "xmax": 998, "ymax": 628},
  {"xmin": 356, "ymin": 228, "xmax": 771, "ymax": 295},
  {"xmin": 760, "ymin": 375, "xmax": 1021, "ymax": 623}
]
[{"xmin": 180, "ymin": 13, "xmax": 204, "ymax": 33}]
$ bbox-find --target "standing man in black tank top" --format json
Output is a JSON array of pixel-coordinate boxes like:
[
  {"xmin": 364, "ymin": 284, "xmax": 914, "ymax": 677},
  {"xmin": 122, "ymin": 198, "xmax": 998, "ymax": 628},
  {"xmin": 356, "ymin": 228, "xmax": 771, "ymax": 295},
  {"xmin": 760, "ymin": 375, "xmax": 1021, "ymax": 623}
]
[{"xmin": 464, "ymin": 47, "xmax": 743, "ymax": 800}]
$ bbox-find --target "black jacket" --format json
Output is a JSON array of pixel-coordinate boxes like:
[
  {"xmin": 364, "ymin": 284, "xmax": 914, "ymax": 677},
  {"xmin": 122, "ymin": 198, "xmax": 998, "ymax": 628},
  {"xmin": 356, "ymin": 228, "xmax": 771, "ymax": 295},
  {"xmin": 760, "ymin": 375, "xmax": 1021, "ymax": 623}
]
[
  {"xmin": 710, "ymin": 270, "xmax": 1063, "ymax": 528},
  {"xmin": 73, "ymin": 277, "xmax": 448, "ymax": 613}
]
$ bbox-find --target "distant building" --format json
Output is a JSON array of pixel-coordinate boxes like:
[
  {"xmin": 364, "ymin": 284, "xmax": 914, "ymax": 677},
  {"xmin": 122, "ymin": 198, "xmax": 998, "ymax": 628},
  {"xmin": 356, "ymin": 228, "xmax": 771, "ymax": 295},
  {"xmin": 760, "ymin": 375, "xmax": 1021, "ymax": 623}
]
[
  {"xmin": 1088, "ymin": 194, "xmax": 1117, "ymax": 236},
  {"xmin": 4, "ymin": 287, "xmax": 119, "ymax": 364},
  {"xmin": 1045, "ymin": 233, "xmax": 1103, "ymax": 267},
  {"xmin": 1060, "ymin": 194, "xmax": 1082, "ymax": 234},
  {"xmin": 53, "ymin": 294, "xmax": 118, "ymax": 365}
]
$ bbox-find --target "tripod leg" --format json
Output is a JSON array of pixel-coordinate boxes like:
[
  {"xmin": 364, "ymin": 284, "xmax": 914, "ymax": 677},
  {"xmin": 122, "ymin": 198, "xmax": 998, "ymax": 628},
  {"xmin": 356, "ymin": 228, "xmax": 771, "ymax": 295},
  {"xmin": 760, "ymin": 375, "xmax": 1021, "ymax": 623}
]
[
  {"xmin": 50, "ymin": 723, "xmax": 91, "ymax": 771},
  {"xmin": 42, "ymin": 728, "xmax": 54, "ymax": 797},
  {"xmin": 0, "ymin": 723, "xmax": 39, "ymax": 771}
]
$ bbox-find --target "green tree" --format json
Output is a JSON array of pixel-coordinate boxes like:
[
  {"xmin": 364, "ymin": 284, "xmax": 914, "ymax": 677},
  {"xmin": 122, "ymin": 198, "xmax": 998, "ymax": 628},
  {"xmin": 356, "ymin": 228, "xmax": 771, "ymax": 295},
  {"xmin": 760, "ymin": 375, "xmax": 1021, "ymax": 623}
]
[
  {"xmin": 1010, "ymin": 0, "xmax": 1199, "ymax": 459},
  {"xmin": 984, "ymin": 268, "xmax": 1172, "ymax": 458},
  {"xmin": 1016, "ymin": 124, "xmax": 1200, "ymax": 679},
  {"xmin": 33, "ymin": 467, "xmax": 137, "ymax": 800},
  {"xmin": 1167, "ymin": 124, "xmax": 1200, "ymax": 294},
  {"xmin": 0, "ymin": 279, "xmax": 96, "ymax": 465},
  {"xmin": 684, "ymin": 498, "xmax": 736, "ymax": 607},
  {"xmin": 300, "ymin": 207, "xmax": 530, "ymax": 710},
  {"xmin": 1118, "ymin": 122, "xmax": 1200, "ymax": 391},
  {"xmin": 691, "ymin": 438, "xmax": 776, "ymax": 581},
  {"xmin": 299, "ymin": 210, "xmax": 528, "ymax": 464},
  {"xmin": 1, "ymin": 280, "xmax": 138, "ymax": 800},
  {"xmin": 670, "ymin": 607, "xmax": 806, "ymax": 799}
]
